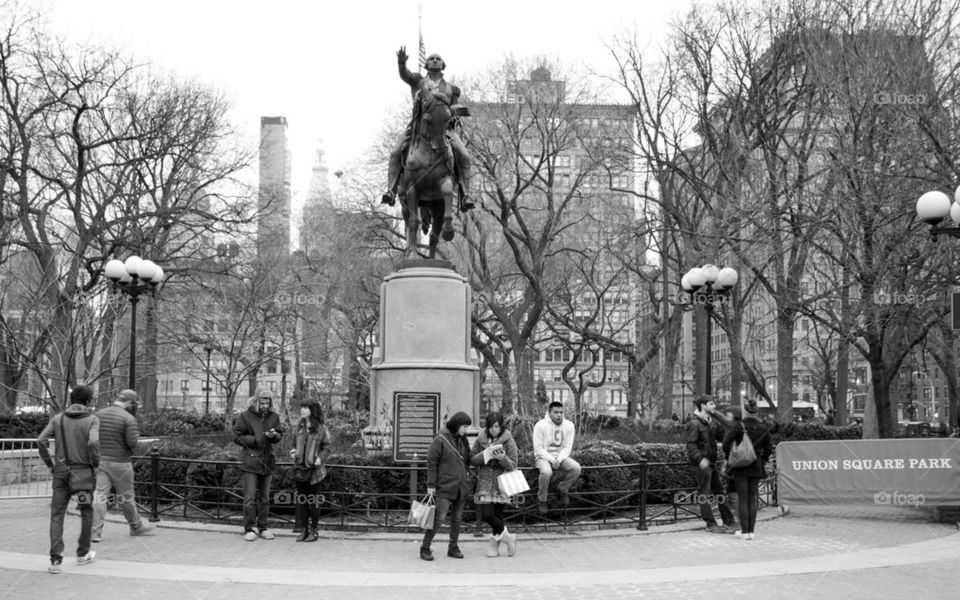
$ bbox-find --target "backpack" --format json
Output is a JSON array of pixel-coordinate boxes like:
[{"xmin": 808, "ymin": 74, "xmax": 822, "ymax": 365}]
[{"xmin": 726, "ymin": 424, "xmax": 757, "ymax": 469}]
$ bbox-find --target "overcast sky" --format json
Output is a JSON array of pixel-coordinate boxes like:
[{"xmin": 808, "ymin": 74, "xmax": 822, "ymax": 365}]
[{"xmin": 41, "ymin": 0, "xmax": 689, "ymax": 219}]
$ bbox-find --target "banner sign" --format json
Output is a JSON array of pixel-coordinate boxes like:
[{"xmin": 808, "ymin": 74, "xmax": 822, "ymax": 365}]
[
  {"xmin": 393, "ymin": 392, "xmax": 440, "ymax": 463},
  {"xmin": 777, "ymin": 439, "xmax": 960, "ymax": 505}
]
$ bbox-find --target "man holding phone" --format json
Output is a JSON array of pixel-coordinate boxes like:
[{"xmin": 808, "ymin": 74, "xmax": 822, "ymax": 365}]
[{"xmin": 233, "ymin": 389, "xmax": 283, "ymax": 541}]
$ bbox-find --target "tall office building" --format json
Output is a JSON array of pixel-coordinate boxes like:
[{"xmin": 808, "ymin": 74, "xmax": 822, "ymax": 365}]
[{"xmin": 258, "ymin": 116, "xmax": 292, "ymax": 263}]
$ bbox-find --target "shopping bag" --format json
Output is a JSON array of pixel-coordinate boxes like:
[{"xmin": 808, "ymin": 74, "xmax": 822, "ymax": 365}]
[
  {"xmin": 726, "ymin": 428, "xmax": 756, "ymax": 469},
  {"xmin": 291, "ymin": 465, "xmax": 314, "ymax": 482},
  {"xmin": 496, "ymin": 469, "xmax": 530, "ymax": 496},
  {"xmin": 409, "ymin": 495, "xmax": 436, "ymax": 530}
]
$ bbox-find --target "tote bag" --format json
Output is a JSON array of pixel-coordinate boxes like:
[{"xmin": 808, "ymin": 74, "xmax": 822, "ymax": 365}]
[
  {"xmin": 408, "ymin": 495, "xmax": 436, "ymax": 530},
  {"xmin": 726, "ymin": 426, "xmax": 757, "ymax": 469},
  {"xmin": 496, "ymin": 469, "xmax": 530, "ymax": 496}
]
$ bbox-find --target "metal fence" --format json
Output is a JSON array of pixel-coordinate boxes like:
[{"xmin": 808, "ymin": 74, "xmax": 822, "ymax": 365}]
[
  {"xmin": 0, "ymin": 439, "xmax": 53, "ymax": 499},
  {"xmin": 0, "ymin": 439, "xmax": 777, "ymax": 532}
]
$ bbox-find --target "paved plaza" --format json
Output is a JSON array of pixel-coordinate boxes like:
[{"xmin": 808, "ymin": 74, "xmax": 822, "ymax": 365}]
[{"xmin": 1, "ymin": 499, "xmax": 958, "ymax": 599}]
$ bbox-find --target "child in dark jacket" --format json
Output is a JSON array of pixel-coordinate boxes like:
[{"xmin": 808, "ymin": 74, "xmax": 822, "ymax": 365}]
[{"xmin": 420, "ymin": 411, "xmax": 472, "ymax": 561}]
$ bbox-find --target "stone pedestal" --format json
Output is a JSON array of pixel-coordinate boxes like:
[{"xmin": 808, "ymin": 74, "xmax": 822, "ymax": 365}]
[{"xmin": 363, "ymin": 261, "xmax": 479, "ymax": 452}]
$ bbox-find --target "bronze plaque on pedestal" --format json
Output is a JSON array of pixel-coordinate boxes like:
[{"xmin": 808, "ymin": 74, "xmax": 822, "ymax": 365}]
[{"xmin": 393, "ymin": 392, "xmax": 440, "ymax": 462}]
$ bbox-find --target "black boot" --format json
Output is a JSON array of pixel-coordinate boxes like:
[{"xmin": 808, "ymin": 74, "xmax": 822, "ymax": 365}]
[{"xmin": 296, "ymin": 528, "xmax": 310, "ymax": 542}]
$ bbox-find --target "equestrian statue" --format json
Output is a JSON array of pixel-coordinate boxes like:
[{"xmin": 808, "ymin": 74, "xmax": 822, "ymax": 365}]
[{"xmin": 382, "ymin": 47, "xmax": 473, "ymax": 259}]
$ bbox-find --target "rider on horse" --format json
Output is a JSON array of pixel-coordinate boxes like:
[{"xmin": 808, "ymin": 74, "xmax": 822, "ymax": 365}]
[{"xmin": 382, "ymin": 47, "xmax": 473, "ymax": 211}]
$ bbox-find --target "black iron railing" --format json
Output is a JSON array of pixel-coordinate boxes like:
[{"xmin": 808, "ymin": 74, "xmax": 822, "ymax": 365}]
[{"xmin": 131, "ymin": 449, "xmax": 778, "ymax": 533}]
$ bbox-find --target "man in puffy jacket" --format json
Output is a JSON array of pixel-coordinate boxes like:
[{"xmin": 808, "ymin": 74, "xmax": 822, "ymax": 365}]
[
  {"xmin": 37, "ymin": 385, "xmax": 100, "ymax": 573},
  {"xmin": 533, "ymin": 401, "xmax": 581, "ymax": 513},
  {"xmin": 91, "ymin": 389, "xmax": 153, "ymax": 542},
  {"xmin": 233, "ymin": 389, "xmax": 283, "ymax": 541},
  {"xmin": 685, "ymin": 395, "xmax": 736, "ymax": 534}
]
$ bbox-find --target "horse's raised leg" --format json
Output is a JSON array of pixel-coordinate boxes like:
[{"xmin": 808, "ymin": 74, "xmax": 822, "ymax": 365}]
[{"xmin": 440, "ymin": 177, "xmax": 455, "ymax": 242}]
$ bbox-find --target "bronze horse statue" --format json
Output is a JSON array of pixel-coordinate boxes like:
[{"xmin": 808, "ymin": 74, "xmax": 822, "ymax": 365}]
[{"xmin": 399, "ymin": 90, "xmax": 456, "ymax": 259}]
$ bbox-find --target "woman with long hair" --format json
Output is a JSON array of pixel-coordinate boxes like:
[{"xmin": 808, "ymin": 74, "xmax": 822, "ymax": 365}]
[
  {"xmin": 291, "ymin": 400, "xmax": 330, "ymax": 542},
  {"xmin": 470, "ymin": 412, "xmax": 519, "ymax": 557},
  {"xmin": 722, "ymin": 399, "xmax": 773, "ymax": 540}
]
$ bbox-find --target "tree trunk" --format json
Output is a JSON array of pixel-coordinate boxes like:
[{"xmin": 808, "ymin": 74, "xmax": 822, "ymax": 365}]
[{"xmin": 776, "ymin": 312, "xmax": 795, "ymax": 423}]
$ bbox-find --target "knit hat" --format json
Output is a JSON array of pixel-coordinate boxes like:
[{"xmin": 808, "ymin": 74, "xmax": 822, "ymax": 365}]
[{"xmin": 445, "ymin": 411, "xmax": 472, "ymax": 434}]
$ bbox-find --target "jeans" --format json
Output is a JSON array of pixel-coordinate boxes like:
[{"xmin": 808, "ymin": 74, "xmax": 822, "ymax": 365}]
[
  {"xmin": 733, "ymin": 476, "xmax": 761, "ymax": 533},
  {"xmin": 421, "ymin": 490, "xmax": 466, "ymax": 550},
  {"xmin": 242, "ymin": 471, "xmax": 273, "ymax": 532},
  {"xmin": 536, "ymin": 457, "xmax": 582, "ymax": 502},
  {"xmin": 92, "ymin": 461, "xmax": 142, "ymax": 535},
  {"xmin": 49, "ymin": 470, "xmax": 92, "ymax": 562},
  {"xmin": 693, "ymin": 464, "xmax": 735, "ymax": 527},
  {"xmin": 479, "ymin": 502, "xmax": 506, "ymax": 535}
]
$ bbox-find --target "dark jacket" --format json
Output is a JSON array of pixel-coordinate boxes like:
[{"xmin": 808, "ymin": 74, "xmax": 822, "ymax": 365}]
[
  {"xmin": 96, "ymin": 404, "xmax": 139, "ymax": 463},
  {"xmin": 470, "ymin": 429, "xmax": 518, "ymax": 504},
  {"xmin": 37, "ymin": 404, "xmax": 101, "ymax": 469},
  {"xmin": 292, "ymin": 418, "xmax": 331, "ymax": 486},
  {"xmin": 685, "ymin": 414, "xmax": 721, "ymax": 466},
  {"xmin": 722, "ymin": 416, "xmax": 773, "ymax": 479},
  {"xmin": 233, "ymin": 398, "xmax": 283, "ymax": 474},
  {"xmin": 426, "ymin": 429, "xmax": 472, "ymax": 500}
]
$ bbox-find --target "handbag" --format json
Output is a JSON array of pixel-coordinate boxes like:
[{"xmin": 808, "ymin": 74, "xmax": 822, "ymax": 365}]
[
  {"xmin": 291, "ymin": 464, "xmax": 314, "ymax": 482},
  {"xmin": 56, "ymin": 417, "xmax": 96, "ymax": 494},
  {"xmin": 496, "ymin": 469, "xmax": 530, "ymax": 496},
  {"xmin": 408, "ymin": 494, "xmax": 436, "ymax": 530},
  {"xmin": 726, "ymin": 425, "xmax": 757, "ymax": 469}
]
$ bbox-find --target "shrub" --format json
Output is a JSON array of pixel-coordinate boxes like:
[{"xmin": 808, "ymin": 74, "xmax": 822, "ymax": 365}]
[{"xmin": 0, "ymin": 413, "xmax": 51, "ymax": 438}]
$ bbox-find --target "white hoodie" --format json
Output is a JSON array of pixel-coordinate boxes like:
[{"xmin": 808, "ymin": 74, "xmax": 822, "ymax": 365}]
[{"xmin": 533, "ymin": 411, "xmax": 575, "ymax": 463}]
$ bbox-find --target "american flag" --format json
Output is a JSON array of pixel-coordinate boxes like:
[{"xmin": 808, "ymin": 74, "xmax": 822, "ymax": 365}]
[{"xmin": 418, "ymin": 14, "xmax": 426, "ymax": 72}]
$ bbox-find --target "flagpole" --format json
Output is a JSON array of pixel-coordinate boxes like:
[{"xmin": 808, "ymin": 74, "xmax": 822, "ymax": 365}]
[{"xmin": 418, "ymin": 4, "xmax": 426, "ymax": 73}]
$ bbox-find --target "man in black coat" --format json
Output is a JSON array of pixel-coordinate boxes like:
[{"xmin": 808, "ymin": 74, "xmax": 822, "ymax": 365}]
[
  {"xmin": 685, "ymin": 395, "xmax": 736, "ymax": 534},
  {"xmin": 233, "ymin": 389, "xmax": 283, "ymax": 541}
]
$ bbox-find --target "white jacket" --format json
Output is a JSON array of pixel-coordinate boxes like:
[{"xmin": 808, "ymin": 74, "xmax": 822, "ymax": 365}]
[{"xmin": 533, "ymin": 412, "xmax": 575, "ymax": 463}]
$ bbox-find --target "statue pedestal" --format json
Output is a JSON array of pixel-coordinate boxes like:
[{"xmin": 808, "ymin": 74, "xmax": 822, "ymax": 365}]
[{"xmin": 364, "ymin": 262, "xmax": 479, "ymax": 453}]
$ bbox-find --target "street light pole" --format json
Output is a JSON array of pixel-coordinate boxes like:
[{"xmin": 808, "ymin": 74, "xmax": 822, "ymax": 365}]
[
  {"xmin": 204, "ymin": 343, "xmax": 213, "ymax": 415},
  {"xmin": 104, "ymin": 256, "xmax": 164, "ymax": 393},
  {"xmin": 680, "ymin": 264, "xmax": 738, "ymax": 403}
]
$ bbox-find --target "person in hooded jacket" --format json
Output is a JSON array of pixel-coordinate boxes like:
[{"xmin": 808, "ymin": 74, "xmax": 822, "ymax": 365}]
[
  {"xmin": 37, "ymin": 385, "xmax": 100, "ymax": 574},
  {"xmin": 233, "ymin": 388, "xmax": 283, "ymax": 541},
  {"xmin": 290, "ymin": 399, "xmax": 330, "ymax": 542},
  {"xmin": 721, "ymin": 399, "xmax": 773, "ymax": 540},
  {"xmin": 470, "ymin": 412, "xmax": 519, "ymax": 558},
  {"xmin": 532, "ymin": 401, "xmax": 581, "ymax": 513},
  {"xmin": 420, "ymin": 411, "xmax": 472, "ymax": 561}
]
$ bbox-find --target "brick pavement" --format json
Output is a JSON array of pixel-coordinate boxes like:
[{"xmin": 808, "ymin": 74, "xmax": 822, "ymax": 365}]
[{"xmin": 1, "ymin": 498, "xmax": 958, "ymax": 600}]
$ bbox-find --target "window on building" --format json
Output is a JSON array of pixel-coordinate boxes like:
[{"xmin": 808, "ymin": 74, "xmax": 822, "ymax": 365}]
[{"xmin": 181, "ymin": 380, "xmax": 189, "ymax": 391}]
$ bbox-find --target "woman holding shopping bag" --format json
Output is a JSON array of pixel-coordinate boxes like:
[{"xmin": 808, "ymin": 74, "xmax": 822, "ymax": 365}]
[
  {"xmin": 470, "ymin": 412, "xmax": 519, "ymax": 557},
  {"xmin": 420, "ymin": 412, "xmax": 473, "ymax": 561},
  {"xmin": 290, "ymin": 400, "xmax": 330, "ymax": 542}
]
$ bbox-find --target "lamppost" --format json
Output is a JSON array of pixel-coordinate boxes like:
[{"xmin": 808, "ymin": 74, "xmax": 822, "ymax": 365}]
[
  {"xmin": 680, "ymin": 264, "xmax": 738, "ymax": 399},
  {"xmin": 204, "ymin": 342, "xmax": 214, "ymax": 415},
  {"xmin": 916, "ymin": 189, "xmax": 960, "ymax": 430},
  {"xmin": 104, "ymin": 256, "xmax": 165, "ymax": 390}
]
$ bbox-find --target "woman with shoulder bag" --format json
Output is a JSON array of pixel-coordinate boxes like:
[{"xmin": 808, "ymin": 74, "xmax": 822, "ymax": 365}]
[
  {"xmin": 470, "ymin": 412, "xmax": 519, "ymax": 558},
  {"xmin": 290, "ymin": 400, "xmax": 330, "ymax": 542},
  {"xmin": 721, "ymin": 399, "xmax": 773, "ymax": 540}
]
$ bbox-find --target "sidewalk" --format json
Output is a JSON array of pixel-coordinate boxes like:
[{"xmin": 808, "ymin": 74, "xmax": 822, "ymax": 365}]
[{"xmin": 1, "ymin": 498, "xmax": 958, "ymax": 600}]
